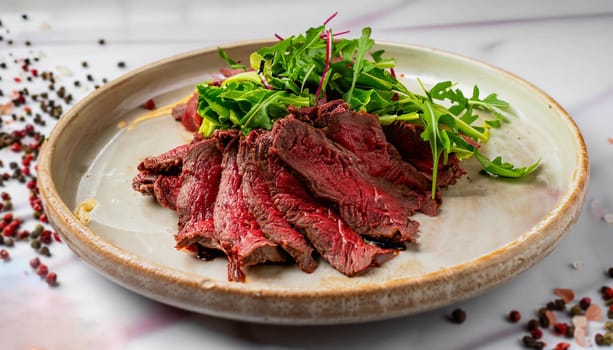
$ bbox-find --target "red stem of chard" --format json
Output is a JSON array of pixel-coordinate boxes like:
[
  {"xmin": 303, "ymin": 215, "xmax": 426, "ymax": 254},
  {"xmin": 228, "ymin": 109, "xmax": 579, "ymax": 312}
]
[
  {"xmin": 274, "ymin": 33, "xmax": 284, "ymax": 41},
  {"xmin": 315, "ymin": 29, "xmax": 333, "ymax": 104},
  {"xmin": 323, "ymin": 11, "xmax": 338, "ymax": 25}
]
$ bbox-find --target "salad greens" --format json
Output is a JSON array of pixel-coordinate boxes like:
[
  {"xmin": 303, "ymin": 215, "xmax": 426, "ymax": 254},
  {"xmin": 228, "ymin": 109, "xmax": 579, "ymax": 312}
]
[{"xmin": 195, "ymin": 23, "xmax": 540, "ymax": 196}]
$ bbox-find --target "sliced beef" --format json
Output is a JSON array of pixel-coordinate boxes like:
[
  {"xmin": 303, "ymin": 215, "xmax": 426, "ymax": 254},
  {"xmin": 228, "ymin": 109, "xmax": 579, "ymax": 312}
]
[
  {"xmin": 171, "ymin": 102, "xmax": 187, "ymax": 122},
  {"xmin": 255, "ymin": 133, "xmax": 396, "ymax": 276},
  {"xmin": 214, "ymin": 141, "xmax": 285, "ymax": 282},
  {"xmin": 315, "ymin": 105, "xmax": 438, "ymax": 216},
  {"xmin": 131, "ymin": 170, "xmax": 158, "ymax": 195},
  {"xmin": 153, "ymin": 175, "xmax": 182, "ymax": 210},
  {"xmin": 173, "ymin": 139, "xmax": 223, "ymax": 250},
  {"xmin": 137, "ymin": 143, "xmax": 191, "ymax": 174},
  {"xmin": 239, "ymin": 133, "xmax": 318, "ymax": 273},
  {"xmin": 272, "ymin": 116, "xmax": 419, "ymax": 243},
  {"xmin": 181, "ymin": 92, "xmax": 203, "ymax": 133},
  {"xmin": 383, "ymin": 121, "xmax": 466, "ymax": 188}
]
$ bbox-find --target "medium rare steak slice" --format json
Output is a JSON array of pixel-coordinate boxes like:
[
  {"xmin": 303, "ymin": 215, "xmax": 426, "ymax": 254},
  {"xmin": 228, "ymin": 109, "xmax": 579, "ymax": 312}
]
[
  {"xmin": 255, "ymin": 134, "xmax": 396, "ymax": 276},
  {"xmin": 272, "ymin": 117, "xmax": 419, "ymax": 243},
  {"xmin": 214, "ymin": 141, "xmax": 285, "ymax": 282},
  {"xmin": 181, "ymin": 92, "xmax": 202, "ymax": 133},
  {"xmin": 315, "ymin": 104, "xmax": 438, "ymax": 216},
  {"xmin": 132, "ymin": 170, "xmax": 157, "ymax": 195},
  {"xmin": 153, "ymin": 174, "xmax": 182, "ymax": 211},
  {"xmin": 383, "ymin": 121, "xmax": 466, "ymax": 188},
  {"xmin": 174, "ymin": 139, "xmax": 223, "ymax": 250},
  {"xmin": 239, "ymin": 133, "xmax": 318, "ymax": 273},
  {"xmin": 137, "ymin": 142, "xmax": 191, "ymax": 174}
]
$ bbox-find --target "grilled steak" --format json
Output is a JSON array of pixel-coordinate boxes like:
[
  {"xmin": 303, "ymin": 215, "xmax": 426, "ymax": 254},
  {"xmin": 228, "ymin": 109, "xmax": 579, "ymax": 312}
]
[
  {"xmin": 272, "ymin": 116, "xmax": 419, "ymax": 243},
  {"xmin": 239, "ymin": 133, "xmax": 318, "ymax": 273},
  {"xmin": 383, "ymin": 121, "xmax": 466, "ymax": 188},
  {"xmin": 214, "ymin": 140, "xmax": 285, "ymax": 282},
  {"xmin": 255, "ymin": 133, "xmax": 396, "ymax": 276},
  {"xmin": 173, "ymin": 138, "xmax": 223, "ymax": 250}
]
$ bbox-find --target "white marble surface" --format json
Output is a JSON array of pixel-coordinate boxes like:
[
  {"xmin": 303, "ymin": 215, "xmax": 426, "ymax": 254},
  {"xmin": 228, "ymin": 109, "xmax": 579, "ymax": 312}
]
[{"xmin": 1, "ymin": 1, "xmax": 613, "ymax": 349}]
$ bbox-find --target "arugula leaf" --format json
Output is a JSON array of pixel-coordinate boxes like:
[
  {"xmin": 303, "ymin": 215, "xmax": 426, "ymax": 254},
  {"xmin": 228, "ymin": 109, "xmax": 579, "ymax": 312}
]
[
  {"xmin": 474, "ymin": 151, "xmax": 540, "ymax": 178},
  {"xmin": 344, "ymin": 27, "xmax": 374, "ymax": 104},
  {"xmin": 420, "ymin": 100, "xmax": 444, "ymax": 198},
  {"xmin": 217, "ymin": 47, "xmax": 247, "ymax": 71}
]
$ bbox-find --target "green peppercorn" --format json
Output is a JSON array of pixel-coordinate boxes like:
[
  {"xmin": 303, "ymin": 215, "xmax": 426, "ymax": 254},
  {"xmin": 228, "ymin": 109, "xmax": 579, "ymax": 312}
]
[
  {"xmin": 604, "ymin": 332, "xmax": 613, "ymax": 345},
  {"xmin": 570, "ymin": 304, "xmax": 584, "ymax": 317},
  {"xmin": 605, "ymin": 321, "xmax": 613, "ymax": 331},
  {"xmin": 30, "ymin": 239, "xmax": 41, "ymax": 249}
]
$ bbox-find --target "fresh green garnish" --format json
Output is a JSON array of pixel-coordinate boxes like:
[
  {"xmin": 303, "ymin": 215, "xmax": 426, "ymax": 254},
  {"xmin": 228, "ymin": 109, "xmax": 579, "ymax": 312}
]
[
  {"xmin": 195, "ymin": 23, "xmax": 540, "ymax": 196},
  {"xmin": 474, "ymin": 151, "xmax": 541, "ymax": 178}
]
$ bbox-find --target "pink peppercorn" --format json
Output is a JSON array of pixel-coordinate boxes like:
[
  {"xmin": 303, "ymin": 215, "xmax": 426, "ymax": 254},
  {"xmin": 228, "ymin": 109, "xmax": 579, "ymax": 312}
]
[
  {"xmin": 553, "ymin": 323, "xmax": 568, "ymax": 336},
  {"xmin": 0, "ymin": 249, "xmax": 9, "ymax": 260},
  {"xmin": 508, "ymin": 310, "xmax": 521, "ymax": 323},
  {"xmin": 530, "ymin": 328, "xmax": 543, "ymax": 340},
  {"xmin": 45, "ymin": 272, "xmax": 57, "ymax": 286},
  {"xmin": 29, "ymin": 257, "xmax": 40, "ymax": 268},
  {"xmin": 36, "ymin": 264, "xmax": 48, "ymax": 277},
  {"xmin": 555, "ymin": 342, "xmax": 570, "ymax": 350}
]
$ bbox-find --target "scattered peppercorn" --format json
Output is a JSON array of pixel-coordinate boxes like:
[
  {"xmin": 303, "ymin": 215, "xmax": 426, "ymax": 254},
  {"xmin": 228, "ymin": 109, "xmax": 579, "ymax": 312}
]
[
  {"xmin": 538, "ymin": 314, "xmax": 550, "ymax": 328},
  {"xmin": 36, "ymin": 263, "xmax": 48, "ymax": 277},
  {"xmin": 526, "ymin": 319, "xmax": 539, "ymax": 331},
  {"xmin": 608, "ymin": 267, "xmax": 613, "ymax": 278},
  {"xmin": 117, "ymin": 61, "xmax": 126, "ymax": 68},
  {"xmin": 45, "ymin": 272, "xmax": 57, "ymax": 286},
  {"xmin": 554, "ymin": 342, "xmax": 570, "ymax": 350},
  {"xmin": 450, "ymin": 308, "xmax": 466, "ymax": 324},
  {"xmin": 570, "ymin": 304, "xmax": 583, "ymax": 316},
  {"xmin": 508, "ymin": 310, "xmax": 521, "ymax": 323},
  {"xmin": 38, "ymin": 245, "xmax": 50, "ymax": 257},
  {"xmin": 530, "ymin": 328, "xmax": 543, "ymax": 340},
  {"xmin": 554, "ymin": 299, "xmax": 566, "ymax": 311},
  {"xmin": 22, "ymin": 14, "xmax": 29, "ymax": 20},
  {"xmin": 143, "ymin": 98, "xmax": 156, "ymax": 110},
  {"xmin": 29, "ymin": 257, "xmax": 40, "ymax": 268},
  {"xmin": 0, "ymin": 248, "xmax": 9, "ymax": 260},
  {"xmin": 98, "ymin": 38, "xmax": 106, "ymax": 45},
  {"xmin": 553, "ymin": 322, "xmax": 568, "ymax": 336},
  {"xmin": 579, "ymin": 296, "xmax": 591, "ymax": 310}
]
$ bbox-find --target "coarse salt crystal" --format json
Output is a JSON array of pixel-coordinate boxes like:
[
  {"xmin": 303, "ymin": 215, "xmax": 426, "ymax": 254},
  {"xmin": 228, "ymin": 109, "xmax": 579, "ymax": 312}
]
[
  {"xmin": 55, "ymin": 65, "xmax": 73, "ymax": 77},
  {"xmin": 571, "ymin": 261, "xmax": 583, "ymax": 270}
]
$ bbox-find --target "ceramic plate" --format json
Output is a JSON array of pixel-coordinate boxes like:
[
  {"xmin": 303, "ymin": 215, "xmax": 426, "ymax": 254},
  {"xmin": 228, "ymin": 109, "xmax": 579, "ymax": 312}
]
[{"xmin": 38, "ymin": 40, "xmax": 588, "ymax": 325}]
